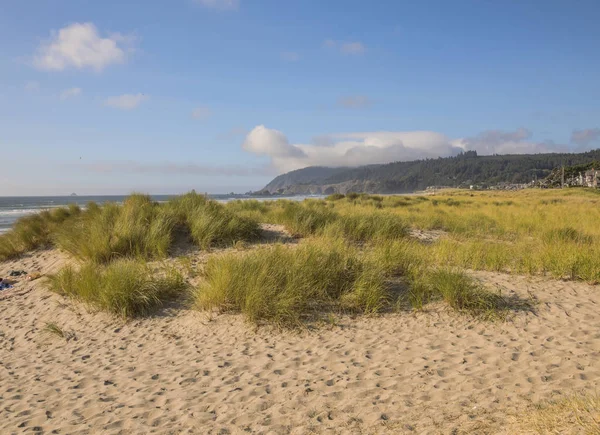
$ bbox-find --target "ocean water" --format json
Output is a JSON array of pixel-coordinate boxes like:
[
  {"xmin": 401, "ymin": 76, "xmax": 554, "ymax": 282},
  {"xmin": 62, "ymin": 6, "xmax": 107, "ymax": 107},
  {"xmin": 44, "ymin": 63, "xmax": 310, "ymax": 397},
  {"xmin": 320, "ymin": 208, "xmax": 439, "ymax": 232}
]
[{"xmin": 0, "ymin": 194, "xmax": 313, "ymax": 234}]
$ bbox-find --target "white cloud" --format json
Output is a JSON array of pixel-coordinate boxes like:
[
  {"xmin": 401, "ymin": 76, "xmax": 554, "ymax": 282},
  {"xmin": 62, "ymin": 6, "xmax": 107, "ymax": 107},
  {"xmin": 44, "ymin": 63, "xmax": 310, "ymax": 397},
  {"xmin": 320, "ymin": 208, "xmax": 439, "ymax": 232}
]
[
  {"xmin": 191, "ymin": 106, "xmax": 212, "ymax": 120},
  {"xmin": 242, "ymin": 126, "xmax": 570, "ymax": 174},
  {"xmin": 323, "ymin": 39, "xmax": 366, "ymax": 55},
  {"xmin": 33, "ymin": 23, "xmax": 134, "ymax": 72},
  {"xmin": 337, "ymin": 95, "xmax": 373, "ymax": 109},
  {"xmin": 281, "ymin": 51, "xmax": 300, "ymax": 62},
  {"xmin": 104, "ymin": 93, "xmax": 148, "ymax": 110},
  {"xmin": 24, "ymin": 81, "xmax": 40, "ymax": 92},
  {"xmin": 194, "ymin": 0, "xmax": 239, "ymax": 10},
  {"xmin": 242, "ymin": 125, "xmax": 307, "ymax": 160},
  {"xmin": 60, "ymin": 87, "xmax": 82, "ymax": 100}
]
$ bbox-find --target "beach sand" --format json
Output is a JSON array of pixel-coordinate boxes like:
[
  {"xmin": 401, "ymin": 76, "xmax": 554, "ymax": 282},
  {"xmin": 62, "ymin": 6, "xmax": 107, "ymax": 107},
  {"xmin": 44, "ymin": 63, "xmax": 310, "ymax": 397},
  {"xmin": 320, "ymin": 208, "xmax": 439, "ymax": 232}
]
[{"xmin": 1, "ymin": 249, "xmax": 599, "ymax": 434}]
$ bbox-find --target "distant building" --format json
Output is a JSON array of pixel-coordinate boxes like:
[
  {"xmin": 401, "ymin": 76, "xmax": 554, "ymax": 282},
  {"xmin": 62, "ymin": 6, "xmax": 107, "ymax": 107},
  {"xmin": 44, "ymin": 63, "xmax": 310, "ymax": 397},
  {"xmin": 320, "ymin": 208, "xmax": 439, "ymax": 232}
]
[
  {"xmin": 578, "ymin": 169, "xmax": 600, "ymax": 188},
  {"xmin": 581, "ymin": 169, "xmax": 600, "ymax": 187}
]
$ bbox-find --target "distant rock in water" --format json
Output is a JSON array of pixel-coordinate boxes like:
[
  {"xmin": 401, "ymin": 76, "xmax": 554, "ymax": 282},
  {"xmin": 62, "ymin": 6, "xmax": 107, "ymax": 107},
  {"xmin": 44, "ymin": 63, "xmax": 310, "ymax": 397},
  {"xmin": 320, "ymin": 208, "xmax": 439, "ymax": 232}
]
[{"xmin": 70, "ymin": 193, "xmax": 78, "ymax": 196}]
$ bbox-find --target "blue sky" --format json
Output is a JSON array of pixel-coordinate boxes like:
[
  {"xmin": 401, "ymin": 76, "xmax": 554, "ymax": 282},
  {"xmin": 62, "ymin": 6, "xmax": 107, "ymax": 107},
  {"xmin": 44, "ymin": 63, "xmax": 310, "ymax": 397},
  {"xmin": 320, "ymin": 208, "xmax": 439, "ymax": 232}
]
[{"xmin": 1, "ymin": 0, "xmax": 599, "ymax": 195}]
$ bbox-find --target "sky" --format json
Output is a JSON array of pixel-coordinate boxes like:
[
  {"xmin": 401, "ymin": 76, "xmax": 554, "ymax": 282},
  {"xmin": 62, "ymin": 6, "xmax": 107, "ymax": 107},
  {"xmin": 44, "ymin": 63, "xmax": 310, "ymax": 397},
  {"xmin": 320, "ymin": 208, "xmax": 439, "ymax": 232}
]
[{"xmin": 1, "ymin": 0, "xmax": 599, "ymax": 195}]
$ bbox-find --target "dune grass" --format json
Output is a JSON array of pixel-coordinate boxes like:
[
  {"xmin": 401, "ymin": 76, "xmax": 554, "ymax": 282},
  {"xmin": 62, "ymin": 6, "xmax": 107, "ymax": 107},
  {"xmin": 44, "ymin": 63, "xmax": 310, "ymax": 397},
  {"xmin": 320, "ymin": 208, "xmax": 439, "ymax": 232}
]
[
  {"xmin": 269, "ymin": 201, "xmax": 338, "ymax": 237},
  {"xmin": 54, "ymin": 194, "xmax": 174, "ymax": 263},
  {"xmin": 185, "ymin": 201, "xmax": 261, "ymax": 249},
  {"xmin": 322, "ymin": 212, "xmax": 408, "ymax": 242},
  {"xmin": 193, "ymin": 237, "xmax": 512, "ymax": 326},
  {"xmin": 512, "ymin": 392, "xmax": 600, "ymax": 434},
  {"xmin": 270, "ymin": 189, "xmax": 600, "ymax": 283},
  {"xmin": 166, "ymin": 192, "xmax": 261, "ymax": 249},
  {"xmin": 49, "ymin": 259, "xmax": 187, "ymax": 318},
  {"xmin": 194, "ymin": 240, "xmax": 389, "ymax": 326},
  {"xmin": 0, "ymin": 205, "xmax": 81, "ymax": 261},
  {"xmin": 407, "ymin": 268, "xmax": 507, "ymax": 318},
  {"xmin": 5, "ymin": 189, "xmax": 599, "ymax": 323}
]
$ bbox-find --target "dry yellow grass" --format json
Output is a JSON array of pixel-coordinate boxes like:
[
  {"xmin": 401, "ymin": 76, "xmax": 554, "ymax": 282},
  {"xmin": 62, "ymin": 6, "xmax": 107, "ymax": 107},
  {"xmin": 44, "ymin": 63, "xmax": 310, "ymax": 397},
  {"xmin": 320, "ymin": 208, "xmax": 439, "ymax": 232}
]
[{"xmin": 511, "ymin": 393, "xmax": 600, "ymax": 434}]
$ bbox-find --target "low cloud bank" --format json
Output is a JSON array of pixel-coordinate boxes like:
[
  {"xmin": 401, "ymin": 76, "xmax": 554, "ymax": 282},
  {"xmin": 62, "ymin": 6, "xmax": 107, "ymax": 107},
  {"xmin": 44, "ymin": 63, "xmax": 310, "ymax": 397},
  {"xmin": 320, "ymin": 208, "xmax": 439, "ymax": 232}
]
[{"xmin": 242, "ymin": 125, "xmax": 586, "ymax": 174}]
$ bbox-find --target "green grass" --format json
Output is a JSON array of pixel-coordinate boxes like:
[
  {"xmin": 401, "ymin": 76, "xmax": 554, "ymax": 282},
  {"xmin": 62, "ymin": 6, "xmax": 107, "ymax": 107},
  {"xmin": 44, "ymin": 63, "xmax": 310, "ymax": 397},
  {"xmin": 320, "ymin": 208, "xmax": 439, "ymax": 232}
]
[
  {"xmin": 51, "ymin": 192, "xmax": 261, "ymax": 262},
  {"xmin": 54, "ymin": 195, "xmax": 174, "ymax": 263},
  {"xmin": 322, "ymin": 212, "xmax": 408, "ymax": 242},
  {"xmin": 0, "ymin": 205, "xmax": 81, "ymax": 261},
  {"xmin": 186, "ymin": 201, "xmax": 261, "ymax": 249},
  {"xmin": 49, "ymin": 259, "xmax": 187, "ymax": 318},
  {"xmin": 193, "ymin": 237, "xmax": 513, "ymax": 326},
  {"xmin": 408, "ymin": 268, "xmax": 507, "ymax": 318},
  {"xmin": 194, "ymin": 240, "xmax": 388, "ymax": 327},
  {"xmin": 43, "ymin": 322, "xmax": 75, "ymax": 341},
  {"xmin": 325, "ymin": 193, "xmax": 345, "ymax": 201},
  {"xmin": 270, "ymin": 201, "xmax": 338, "ymax": 237}
]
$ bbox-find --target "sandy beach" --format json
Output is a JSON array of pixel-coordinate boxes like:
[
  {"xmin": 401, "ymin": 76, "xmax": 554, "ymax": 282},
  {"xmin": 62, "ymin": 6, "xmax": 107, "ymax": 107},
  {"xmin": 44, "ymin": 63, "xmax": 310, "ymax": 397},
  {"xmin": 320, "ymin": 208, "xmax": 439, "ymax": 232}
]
[{"xmin": 1, "ymin": 248, "xmax": 599, "ymax": 434}]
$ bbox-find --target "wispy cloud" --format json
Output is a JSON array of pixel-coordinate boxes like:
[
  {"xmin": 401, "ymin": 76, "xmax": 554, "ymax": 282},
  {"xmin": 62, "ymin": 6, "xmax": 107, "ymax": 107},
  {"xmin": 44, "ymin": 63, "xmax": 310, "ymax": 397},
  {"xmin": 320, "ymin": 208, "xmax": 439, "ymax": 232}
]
[
  {"xmin": 337, "ymin": 95, "xmax": 373, "ymax": 109},
  {"xmin": 70, "ymin": 160, "xmax": 273, "ymax": 177},
  {"xmin": 191, "ymin": 106, "xmax": 212, "ymax": 120},
  {"xmin": 323, "ymin": 39, "xmax": 366, "ymax": 55},
  {"xmin": 104, "ymin": 93, "xmax": 149, "ymax": 110},
  {"xmin": 193, "ymin": 0, "xmax": 239, "ymax": 11},
  {"xmin": 33, "ymin": 22, "xmax": 135, "ymax": 72},
  {"xmin": 217, "ymin": 126, "xmax": 248, "ymax": 140},
  {"xmin": 571, "ymin": 128, "xmax": 600, "ymax": 146},
  {"xmin": 341, "ymin": 42, "xmax": 366, "ymax": 55},
  {"xmin": 60, "ymin": 87, "xmax": 82, "ymax": 100},
  {"xmin": 24, "ymin": 81, "xmax": 40, "ymax": 92},
  {"xmin": 281, "ymin": 51, "xmax": 300, "ymax": 62}
]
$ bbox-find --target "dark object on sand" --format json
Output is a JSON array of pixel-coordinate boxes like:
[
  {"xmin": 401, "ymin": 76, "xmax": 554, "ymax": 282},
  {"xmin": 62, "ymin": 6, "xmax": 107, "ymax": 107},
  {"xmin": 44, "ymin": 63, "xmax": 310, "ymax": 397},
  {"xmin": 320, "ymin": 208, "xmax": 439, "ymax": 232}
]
[{"xmin": 9, "ymin": 270, "xmax": 27, "ymax": 277}]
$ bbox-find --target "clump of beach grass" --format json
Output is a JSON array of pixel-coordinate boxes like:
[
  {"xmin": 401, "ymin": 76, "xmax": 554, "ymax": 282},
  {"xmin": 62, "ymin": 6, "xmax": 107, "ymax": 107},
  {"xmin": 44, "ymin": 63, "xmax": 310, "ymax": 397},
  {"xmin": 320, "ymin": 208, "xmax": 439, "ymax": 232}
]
[
  {"xmin": 0, "ymin": 205, "xmax": 81, "ymax": 261},
  {"xmin": 49, "ymin": 259, "xmax": 187, "ymax": 318},
  {"xmin": 186, "ymin": 201, "xmax": 261, "ymax": 249},
  {"xmin": 325, "ymin": 193, "xmax": 345, "ymax": 201},
  {"xmin": 194, "ymin": 240, "xmax": 388, "ymax": 327},
  {"xmin": 512, "ymin": 392, "xmax": 600, "ymax": 434},
  {"xmin": 408, "ymin": 268, "xmax": 507, "ymax": 318},
  {"xmin": 43, "ymin": 322, "xmax": 75, "ymax": 341},
  {"xmin": 52, "ymin": 192, "xmax": 261, "ymax": 262},
  {"xmin": 271, "ymin": 201, "xmax": 338, "ymax": 237},
  {"xmin": 54, "ymin": 194, "xmax": 174, "ymax": 263},
  {"xmin": 166, "ymin": 192, "xmax": 261, "ymax": 249},
  {"xmin": 322, "ymin": 212, "xmax": 408, "ymax": 242}
]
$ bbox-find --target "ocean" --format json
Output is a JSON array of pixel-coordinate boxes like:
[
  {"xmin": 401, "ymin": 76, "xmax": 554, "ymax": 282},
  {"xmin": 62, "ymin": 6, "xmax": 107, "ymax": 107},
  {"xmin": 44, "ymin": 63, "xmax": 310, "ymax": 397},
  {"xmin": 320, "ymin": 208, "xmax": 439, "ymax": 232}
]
[{"xmin": 0, "ymin": 194, "xmax": 313, "ymax": 234}]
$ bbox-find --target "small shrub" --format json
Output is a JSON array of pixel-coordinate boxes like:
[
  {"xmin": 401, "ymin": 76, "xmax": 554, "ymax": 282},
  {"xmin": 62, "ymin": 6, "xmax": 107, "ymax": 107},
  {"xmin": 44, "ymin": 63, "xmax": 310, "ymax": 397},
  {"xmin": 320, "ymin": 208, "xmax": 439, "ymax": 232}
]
[{"xmin": 49, "ymin": 260, "xmax": 187, "ymax": 318}]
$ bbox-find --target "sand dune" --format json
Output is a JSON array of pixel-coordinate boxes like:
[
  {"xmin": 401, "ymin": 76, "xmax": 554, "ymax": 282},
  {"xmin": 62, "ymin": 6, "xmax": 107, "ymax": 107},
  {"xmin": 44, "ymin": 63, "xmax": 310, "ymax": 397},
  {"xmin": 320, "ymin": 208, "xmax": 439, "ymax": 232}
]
[{"xmin": 1, "ymin": 251, "xmax": 599, "ymax": 434}]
